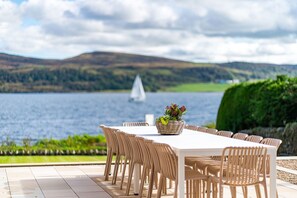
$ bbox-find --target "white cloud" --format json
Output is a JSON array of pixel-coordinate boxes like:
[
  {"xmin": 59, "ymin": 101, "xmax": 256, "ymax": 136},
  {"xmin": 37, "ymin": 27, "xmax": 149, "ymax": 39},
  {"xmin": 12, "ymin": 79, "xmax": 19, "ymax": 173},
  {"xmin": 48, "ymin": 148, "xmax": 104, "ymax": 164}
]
[{"xmin": 0, "ymin": 0, "xmax": 297, "ymax": 64}]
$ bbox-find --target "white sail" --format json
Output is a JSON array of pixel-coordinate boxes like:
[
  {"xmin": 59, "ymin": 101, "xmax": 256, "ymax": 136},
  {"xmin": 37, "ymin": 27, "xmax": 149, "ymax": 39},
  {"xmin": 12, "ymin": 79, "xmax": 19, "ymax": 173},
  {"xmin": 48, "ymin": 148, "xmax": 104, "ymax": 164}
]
[{"xmin": 130, "ymin": 74, "xmax": 146, "ymax": 102}]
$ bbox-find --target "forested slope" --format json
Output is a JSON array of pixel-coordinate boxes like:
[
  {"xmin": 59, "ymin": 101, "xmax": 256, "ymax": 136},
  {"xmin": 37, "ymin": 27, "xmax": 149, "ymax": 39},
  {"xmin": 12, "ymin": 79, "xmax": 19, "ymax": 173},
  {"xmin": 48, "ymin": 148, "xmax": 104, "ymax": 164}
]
[{"xmin": 0, "ymin": 51, "xmax": 296, "ymax": 92}]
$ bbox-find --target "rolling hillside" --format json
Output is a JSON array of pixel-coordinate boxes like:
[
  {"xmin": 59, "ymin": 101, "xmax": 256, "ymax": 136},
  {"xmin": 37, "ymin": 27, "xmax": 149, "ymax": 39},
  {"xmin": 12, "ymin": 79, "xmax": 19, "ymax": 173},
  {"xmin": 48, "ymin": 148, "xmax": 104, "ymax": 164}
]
[{"xmin": 0, "ymin": 51, "xmax": 296, "ymax": 92}]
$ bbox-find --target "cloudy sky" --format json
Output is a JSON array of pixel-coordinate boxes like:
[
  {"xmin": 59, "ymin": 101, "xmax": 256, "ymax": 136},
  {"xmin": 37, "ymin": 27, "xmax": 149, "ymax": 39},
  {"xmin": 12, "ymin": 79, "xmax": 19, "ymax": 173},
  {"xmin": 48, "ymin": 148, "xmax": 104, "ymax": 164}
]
[{"xmin": 1, "ymin": 0, "xmax": 297, "ymax": 64}]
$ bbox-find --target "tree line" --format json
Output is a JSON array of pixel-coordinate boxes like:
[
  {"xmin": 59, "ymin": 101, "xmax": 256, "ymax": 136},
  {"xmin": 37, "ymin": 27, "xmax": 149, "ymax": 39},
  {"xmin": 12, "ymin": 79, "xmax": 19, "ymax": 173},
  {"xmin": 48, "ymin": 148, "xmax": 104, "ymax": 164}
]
[{"xmin": 0, "ymin": 66, "xmax": 233, "ymax": 92}]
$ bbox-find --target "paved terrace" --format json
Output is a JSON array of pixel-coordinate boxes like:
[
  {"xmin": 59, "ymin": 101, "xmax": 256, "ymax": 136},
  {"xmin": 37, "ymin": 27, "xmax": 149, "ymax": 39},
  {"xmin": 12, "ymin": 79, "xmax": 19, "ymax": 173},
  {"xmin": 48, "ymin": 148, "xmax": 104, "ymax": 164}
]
[{"xmin": 0, "ymin": 160, "xmax": 297, "ymax": 198}]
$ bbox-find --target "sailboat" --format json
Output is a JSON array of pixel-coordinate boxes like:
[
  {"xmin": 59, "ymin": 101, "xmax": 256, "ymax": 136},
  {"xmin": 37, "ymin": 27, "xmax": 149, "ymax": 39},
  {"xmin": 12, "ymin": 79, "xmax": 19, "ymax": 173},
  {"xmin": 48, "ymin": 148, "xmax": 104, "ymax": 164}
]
[{"xmin": 129, "ymin": 74, "xmax": 146, "ymax": 102}]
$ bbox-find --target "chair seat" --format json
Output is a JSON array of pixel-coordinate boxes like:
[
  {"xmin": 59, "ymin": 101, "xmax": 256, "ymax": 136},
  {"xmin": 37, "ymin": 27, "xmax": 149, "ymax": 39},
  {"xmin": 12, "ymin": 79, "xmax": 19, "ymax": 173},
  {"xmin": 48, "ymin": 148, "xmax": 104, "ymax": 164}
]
[
  {"xmin": 186, "ymin": 156, "xmax": 222, "ymax": 171},
  {"xmin": 185, "ymin": 168, "xmax": 209, "ymax": 181},
  {"xmin": 186, "ymin": 156, "xmax": 212, "ymax": 166},
  {"xmin": 211, "ymin": 174, "xmax": 260, "ymax": 186}
]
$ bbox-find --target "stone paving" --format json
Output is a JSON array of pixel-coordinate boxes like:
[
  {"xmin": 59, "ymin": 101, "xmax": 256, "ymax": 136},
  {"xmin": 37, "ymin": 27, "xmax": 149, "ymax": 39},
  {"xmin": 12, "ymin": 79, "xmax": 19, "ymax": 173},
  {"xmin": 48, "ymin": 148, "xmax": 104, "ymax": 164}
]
[{"xmin": 0, "ymin": 162, "xmax": 296, "ymax": 198}]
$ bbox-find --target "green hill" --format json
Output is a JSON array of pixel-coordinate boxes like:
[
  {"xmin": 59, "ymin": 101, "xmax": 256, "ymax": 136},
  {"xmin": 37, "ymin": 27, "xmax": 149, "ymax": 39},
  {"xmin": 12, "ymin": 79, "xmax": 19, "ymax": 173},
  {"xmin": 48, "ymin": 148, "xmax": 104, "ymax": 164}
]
[{"xmin": 0, "ymin": 51, "xmax": 296, "ymax": 92}]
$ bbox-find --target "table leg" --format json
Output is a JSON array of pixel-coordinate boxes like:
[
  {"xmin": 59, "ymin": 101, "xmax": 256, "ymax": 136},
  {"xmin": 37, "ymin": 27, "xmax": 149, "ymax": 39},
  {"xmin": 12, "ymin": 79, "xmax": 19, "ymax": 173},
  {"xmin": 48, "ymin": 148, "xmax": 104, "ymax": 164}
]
[
  {"xmin": 134, "ymin": 164, "xmax": 140, "ymax": 195},
  {"xmin": 178, "ymin": 152, "xmax": 185, "ymax": 198},
  {"xmin": 269, "ymin": 149, "xmax": 277, "ymax": 198}
]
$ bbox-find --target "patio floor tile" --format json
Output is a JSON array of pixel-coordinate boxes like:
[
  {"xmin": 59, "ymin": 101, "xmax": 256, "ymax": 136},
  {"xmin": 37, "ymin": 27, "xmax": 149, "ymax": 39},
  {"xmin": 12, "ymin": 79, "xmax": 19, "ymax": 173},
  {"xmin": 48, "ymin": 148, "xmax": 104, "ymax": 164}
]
[{"xmin": 0, "ymin": 164, "xmax": 296, "ymax": 198}]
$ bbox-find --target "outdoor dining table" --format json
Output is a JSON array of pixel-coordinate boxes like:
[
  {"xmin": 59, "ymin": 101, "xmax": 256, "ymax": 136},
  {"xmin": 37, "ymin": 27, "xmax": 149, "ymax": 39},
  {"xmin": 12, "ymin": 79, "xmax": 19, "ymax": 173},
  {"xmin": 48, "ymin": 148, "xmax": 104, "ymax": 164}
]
[{"xmin": 112, "ymin": 126, "xmax": 277, "ymax": 198}]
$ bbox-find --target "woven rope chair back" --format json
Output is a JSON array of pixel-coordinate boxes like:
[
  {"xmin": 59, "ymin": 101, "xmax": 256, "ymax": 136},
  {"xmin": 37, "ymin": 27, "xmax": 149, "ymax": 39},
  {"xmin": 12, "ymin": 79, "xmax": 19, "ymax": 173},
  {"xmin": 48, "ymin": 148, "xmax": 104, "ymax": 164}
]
[
  {"xmin": 100, "ymin": 125, "xmax": 112, "ymax": 150},
  {"xmin": 136, "ymin": 137, "xmax": 152, "ymax": 168},
  {"xmin": 153, "ymin": 142, "xmax": 177, "ymax": 181},
  {"xmin": 123, "ymin": 122, "xmax": 149, "ymax": 126},
  {"xmin": 206, "ymin": 128, "xmax": 218, "ymax": 135},
  {"xmin": 185, "ymin": 124, "xmax": 199, "ymax": 131},
  {"xmin": 105, "ymin": 127, "xmax": 119, "ymax": 154},
  {"xmin": 220, "ymin": 147, "xmax": 267, "ymax": 186},
  {"xmin": 121, "ymin": 133, "xmax": 134, "ymax": 160},
  {"xmin": 127, "ymin": 134, "xmax": 143, "ymax": 164},
  {"xmin": 114, "ymin": 130, "xmax": 125, "ymax": 156},
  {"xmin": 146, "ymin": 141, "xmax": 161, "ymax": 173},
  {"xmin": 197, "ymin": 126, "xmax": 208, "ymax": 132},
  {"xmin": 245, "ymin": 135, "xmax": 263, "ymax": 143},
  {"xmin": 232, "ymin": 132, "xmax": 248, "ymax": 140},
  {"xmin": 260, "ymin": 138, "xmax": 282, "ymax": 175},
  {"xmin": 218, "ymin": 130, "xmax": 234, "ymax": 138},
  {"xmin": 261, "ymin": 138, "xmax": 282, "ymax": 149}
]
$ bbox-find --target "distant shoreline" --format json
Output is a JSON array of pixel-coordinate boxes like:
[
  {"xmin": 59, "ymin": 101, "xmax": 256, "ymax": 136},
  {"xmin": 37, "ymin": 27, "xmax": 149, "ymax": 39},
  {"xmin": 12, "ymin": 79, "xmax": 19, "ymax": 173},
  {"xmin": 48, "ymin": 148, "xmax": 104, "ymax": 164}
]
[{"xmin": 0, "ymin": 83, "xmax": 231, "ymax": 93}]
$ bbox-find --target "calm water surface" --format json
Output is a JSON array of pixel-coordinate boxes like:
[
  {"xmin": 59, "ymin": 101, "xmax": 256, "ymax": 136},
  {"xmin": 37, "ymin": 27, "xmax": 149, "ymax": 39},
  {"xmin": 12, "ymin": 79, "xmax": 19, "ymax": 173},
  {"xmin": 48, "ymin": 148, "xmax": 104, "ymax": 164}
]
[{"xmin": 0, "ymin": 92, "xmax": 223, "ymax": 143}]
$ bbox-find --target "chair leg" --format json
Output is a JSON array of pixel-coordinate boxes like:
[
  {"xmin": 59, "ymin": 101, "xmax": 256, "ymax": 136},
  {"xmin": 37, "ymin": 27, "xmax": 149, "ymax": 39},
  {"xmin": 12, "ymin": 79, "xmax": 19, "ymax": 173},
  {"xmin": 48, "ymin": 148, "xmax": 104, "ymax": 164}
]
[
  {"xmin": 103, "ymin": 150, "xmax": 109, "ymax": 177},
  {"xmin": 126, "ymin": 162, "xmax": 135, "ymax": 196},
  {"xmin": 202, "ymin": 168, "xmax": 208, "ymax": 198},
  {"xmin": 217, "ymin": 181, "xmax": 223, "ymax": 198},
  {"xmin": 206, "ymin": 179, "xmax": 211, "ymax": 198},
  {"xmin": 157, "ymin": 175, "xmax": 164, "ymax": 198},
  {"xmin": 174, "ymin": 178, "xmax": 178, "ymax": 198},
  {"xmin": 230, "ymin": 186, "xmax": 236, "ymax": 198},
  {"xmin": 262, "ymin": 183, "xmax": 268, "ymax": 198},
  {"xmin": 120, "ymin": 158, "xmax": 128, "ymax": 190},
  {"xmin": 242, "ymin": 186, "xmax": 248, "ymax": 198},
  {"xmin": 163, "ymin": 177, "xmax": 167, "ymax": 194},
  {"xmin": 139, "ymin": 166, "xmax": 148, "ymax": 198},
  {"xmin": 213, "ymin": 181, "xmax": 218, "ymax": 198},
  {"xmin": 104, "ymin": 149, "xmax": 113, "ymax": 181},
  {"xmin": 186, "ymin": 180, "xmax": 189, "ymax": 198},
  {"xmin": 112, "ymin": 154, "xmax": 121, "ymax": 184},
  {"xmin": 154, "ymin": 172, "xmax": 158, "ymax": 189},
  {"xmin": 202, "ymin": 172, "xmax": 205, "ymax": 198},
  {"xmin": 255, "ymin": 184, "xmax": 261, "ymax": 198},
  {"xmin": 147, "ymin": 168, "xmax": 155, "ymax": 198}
]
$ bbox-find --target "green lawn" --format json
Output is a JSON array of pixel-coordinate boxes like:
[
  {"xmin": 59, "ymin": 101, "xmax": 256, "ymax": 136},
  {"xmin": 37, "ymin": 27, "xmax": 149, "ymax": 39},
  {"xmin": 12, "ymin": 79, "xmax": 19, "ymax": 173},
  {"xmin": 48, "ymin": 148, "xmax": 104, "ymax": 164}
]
[
  {"xmin": 0, "ymin": 155, "xmax": 107, "ymax": 164},
  {"xmin": 165, "ymin": 83, "xmax": 232, "ymax": 92}
]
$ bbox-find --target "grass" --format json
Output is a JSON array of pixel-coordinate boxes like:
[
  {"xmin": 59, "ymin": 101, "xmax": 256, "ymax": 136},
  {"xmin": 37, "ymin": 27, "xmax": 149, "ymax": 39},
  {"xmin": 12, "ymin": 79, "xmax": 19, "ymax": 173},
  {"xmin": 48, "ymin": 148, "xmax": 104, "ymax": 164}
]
[
  {"xmin": 0, "ymin": 155, "xmax": 107, "ymax": 164},
  {"xmin": 165, "ymin": 83, "xmax": 233, "ymax": 92}
]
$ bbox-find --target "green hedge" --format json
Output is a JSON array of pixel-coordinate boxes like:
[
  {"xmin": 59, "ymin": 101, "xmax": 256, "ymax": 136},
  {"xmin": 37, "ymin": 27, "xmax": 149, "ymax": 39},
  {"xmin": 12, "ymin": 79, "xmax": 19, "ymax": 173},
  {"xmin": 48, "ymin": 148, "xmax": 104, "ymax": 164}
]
[
  {"xmin": 216, "ymin": 75, "xmax": 297, "ymax": 131},
  {"xmin": 0, "ymin": 134, "xmax": 107, "ymax": 156}
]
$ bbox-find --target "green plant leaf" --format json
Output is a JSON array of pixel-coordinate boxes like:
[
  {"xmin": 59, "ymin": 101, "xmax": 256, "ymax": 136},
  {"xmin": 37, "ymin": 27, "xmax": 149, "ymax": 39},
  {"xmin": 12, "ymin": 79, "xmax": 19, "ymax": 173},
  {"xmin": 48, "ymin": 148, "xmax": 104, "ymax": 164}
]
[{"xmin": 160, "ymin": 117, "xmax": 169, "ymax": 125}]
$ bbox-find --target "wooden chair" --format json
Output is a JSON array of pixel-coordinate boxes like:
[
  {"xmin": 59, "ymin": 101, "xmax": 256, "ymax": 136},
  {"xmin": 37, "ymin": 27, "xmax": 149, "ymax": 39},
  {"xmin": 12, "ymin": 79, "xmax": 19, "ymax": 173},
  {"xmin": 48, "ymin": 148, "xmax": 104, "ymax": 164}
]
[
  {"xmin": 100, "ymin": 125, "xmax": 118, "ymax": 181},
  {"xmin": 261, "ymin": 138, "xmax": 282, "ymax": 150},
  {"xmin": 125, "ymin": 134, "xmax": 144, "ymax": 196},
  {"xmin": 118, "ymin": 132, "xmax": 132, "ymax": 190},
  {"xmin": 245, "ymin": 135, "xmax": 263, "ymax": 143},
  {"xmin": 106, "ymin": 127, "xmax": 122, "ymax": 185},
  {"xmin": 100, "ymin": 125, "xmax": 112, "ymax": 181},
  {"xmin": 146, "ymin": 140, "xmax": 168, "ymax": 197},
  {"xmin": 217, "ymin": 130, "xmax": 233, "ymax": 138},
  {"xmin": 260, "ymin": 138, "xmax": 282, "ymax": 198},
  {"xmin": 123, "ymin": 122, "xmax": 149, "ymax": 126},
  {"xmin": 232, "ymin": 132, "xmax": 248, "ymax": 140},
  {"xmin": 154, "ymin": 142, "xmax": 210, "ymax": 198},
  {"xmin": 211, "ymin": 147, "xmax": 268, "ymax": 198},
  {"xmin": 136, "ymin": 137, "xmax": 154, "ymax": 197},
  {"xmin": 113, "ymin": 130, "xmax": 127, "ymax": 185}
]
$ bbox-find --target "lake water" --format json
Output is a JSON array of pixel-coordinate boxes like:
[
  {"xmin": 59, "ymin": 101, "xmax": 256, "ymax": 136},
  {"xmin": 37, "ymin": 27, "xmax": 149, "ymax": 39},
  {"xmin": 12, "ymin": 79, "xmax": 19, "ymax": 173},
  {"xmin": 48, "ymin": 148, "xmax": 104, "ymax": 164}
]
[{"xmin": 0, "ymin": 92, "xmax": 223, "ymax": 144}]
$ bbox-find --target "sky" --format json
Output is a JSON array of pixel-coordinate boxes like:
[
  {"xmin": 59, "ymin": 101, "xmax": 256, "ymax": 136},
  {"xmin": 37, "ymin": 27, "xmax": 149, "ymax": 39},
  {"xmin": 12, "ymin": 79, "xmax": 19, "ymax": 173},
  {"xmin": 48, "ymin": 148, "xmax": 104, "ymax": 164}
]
[{"xmin": 1, "ymin": 0, "xmax": 297, "ymax": 64}]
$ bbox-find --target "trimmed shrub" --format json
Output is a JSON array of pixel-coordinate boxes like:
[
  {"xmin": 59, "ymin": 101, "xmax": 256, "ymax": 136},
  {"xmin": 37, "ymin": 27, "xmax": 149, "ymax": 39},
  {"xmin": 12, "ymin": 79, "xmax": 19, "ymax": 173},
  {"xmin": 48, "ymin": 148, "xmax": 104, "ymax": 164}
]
[
  {"xmin": 216, "ymin": 75, "xmax": 297, "ymax": 131},
  {"xmin": 283, "ymin": 122, "xmax": 297, "ymax": 155},
  {"xmin": 0, "ymin": 134, "xmax": 107, "ymax": 156},
  {"xmin": 238, "ymin": 122, "xmax": 297, "ymax": 155}
]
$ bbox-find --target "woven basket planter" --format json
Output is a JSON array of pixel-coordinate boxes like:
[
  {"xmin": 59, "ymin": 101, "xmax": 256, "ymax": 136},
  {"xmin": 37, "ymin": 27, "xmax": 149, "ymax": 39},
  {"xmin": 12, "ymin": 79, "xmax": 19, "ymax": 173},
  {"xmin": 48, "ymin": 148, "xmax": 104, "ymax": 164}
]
[{"xmin": 156, "ymin": 120, "xmax": 185, "ymax": 135}]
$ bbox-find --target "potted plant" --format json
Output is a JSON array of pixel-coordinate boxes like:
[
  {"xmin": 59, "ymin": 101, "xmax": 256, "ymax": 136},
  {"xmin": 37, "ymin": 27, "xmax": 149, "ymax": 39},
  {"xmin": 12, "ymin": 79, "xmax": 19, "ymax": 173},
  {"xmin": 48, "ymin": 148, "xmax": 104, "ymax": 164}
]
[{"xmin": 156, "ymin": 103, "xmax": 187, "ymax": 135}]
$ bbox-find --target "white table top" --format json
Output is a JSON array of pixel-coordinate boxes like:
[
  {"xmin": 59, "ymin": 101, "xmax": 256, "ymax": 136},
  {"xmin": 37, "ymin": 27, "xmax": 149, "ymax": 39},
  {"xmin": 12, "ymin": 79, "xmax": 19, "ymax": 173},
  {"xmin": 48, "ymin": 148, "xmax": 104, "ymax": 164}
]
[{"xmin": 112, "ymin": 126, "xmax": 274, "ymax": 153}]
